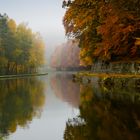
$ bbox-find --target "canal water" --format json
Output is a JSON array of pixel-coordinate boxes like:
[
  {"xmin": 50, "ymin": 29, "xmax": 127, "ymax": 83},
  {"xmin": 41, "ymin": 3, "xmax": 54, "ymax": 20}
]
[{"xmin": 0, "ymin": 72, "xmax": 140, "ymax": 140}]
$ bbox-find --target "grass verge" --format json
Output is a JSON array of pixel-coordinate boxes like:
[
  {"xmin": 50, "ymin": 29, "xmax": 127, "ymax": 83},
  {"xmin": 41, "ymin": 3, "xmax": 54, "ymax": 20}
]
[{"xmin": 0, "ymin": 73, "xmax": 48, "ymax": 79}]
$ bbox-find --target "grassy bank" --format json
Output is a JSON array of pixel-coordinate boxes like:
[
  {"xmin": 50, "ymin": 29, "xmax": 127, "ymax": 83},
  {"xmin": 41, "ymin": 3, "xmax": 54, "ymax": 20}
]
[
  {"xmin": 0, "ymin": 73, "xmax": 48, "ymax": 79},
  {"xmin": 75, "ymin": 72, "xmax": 140, "ymax": 78}
]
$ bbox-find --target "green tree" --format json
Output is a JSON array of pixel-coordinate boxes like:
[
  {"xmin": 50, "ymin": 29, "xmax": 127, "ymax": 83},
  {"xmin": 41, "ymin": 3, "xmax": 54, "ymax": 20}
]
[
  {"xmin": 0, "ymin": 14, "xmax": 9, "ymax": 74},
  {"xmin": 0, "ymin": 13, "xmax": 46, "ymax": 75}
]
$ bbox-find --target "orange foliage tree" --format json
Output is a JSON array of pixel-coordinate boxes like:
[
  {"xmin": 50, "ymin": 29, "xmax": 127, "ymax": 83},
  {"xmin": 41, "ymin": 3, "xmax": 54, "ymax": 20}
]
[{"xmin": 63, "ymin": 0, "xmax": 140, "ymax": 64}]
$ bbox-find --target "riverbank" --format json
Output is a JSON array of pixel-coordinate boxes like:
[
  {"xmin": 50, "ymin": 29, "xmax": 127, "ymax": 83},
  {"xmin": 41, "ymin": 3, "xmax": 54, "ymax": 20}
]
[
  {"xmin": 75, "ymin": 71, "xmax": 140, "ymax": 78},
  {"xmin": 73, "ymin": 71, "xmax": 140, "ymax": 83},
  {"xmin": 0, "ymin": 73, "xmax": 48, "ymax": 79}
]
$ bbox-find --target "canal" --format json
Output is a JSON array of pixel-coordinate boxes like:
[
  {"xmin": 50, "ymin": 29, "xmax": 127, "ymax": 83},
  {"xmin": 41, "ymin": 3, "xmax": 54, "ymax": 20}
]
[{"xmin": 0, "ymin": 72, "xmax": 140, "ymax": 140}]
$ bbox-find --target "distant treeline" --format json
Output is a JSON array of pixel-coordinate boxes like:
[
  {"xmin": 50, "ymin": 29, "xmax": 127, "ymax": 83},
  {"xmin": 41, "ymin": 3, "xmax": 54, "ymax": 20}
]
[
  {"xmin": 50, "ymin": 40, "xmax": 89, "ymax": 71},
  {"xmin": 63, "ymin": 0, "xmax": 140, "ymax": 65},
  {"xmin": 50, "ymin": 40, "xmax": 79, "ymax": 70},
  {"xmin": 0, "ymin": 14, "xmax": 45, "ymax": 75}
]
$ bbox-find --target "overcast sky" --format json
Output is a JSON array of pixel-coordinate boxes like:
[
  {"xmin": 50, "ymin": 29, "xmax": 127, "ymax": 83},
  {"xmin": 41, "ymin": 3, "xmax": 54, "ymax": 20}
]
[{"xmin": 0, "ymin": 0, "xmax": 66, "ymax": 48}]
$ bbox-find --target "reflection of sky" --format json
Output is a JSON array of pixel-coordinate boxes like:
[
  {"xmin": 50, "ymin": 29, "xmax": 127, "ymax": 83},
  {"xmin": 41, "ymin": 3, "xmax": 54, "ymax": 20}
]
[
  {"xmin": 0, "ymin": 0, "xmax": 66, "ymax": 47},
  {"xmin": 9, "ymin": 74, "xmax": 79, "ymax": 140}
]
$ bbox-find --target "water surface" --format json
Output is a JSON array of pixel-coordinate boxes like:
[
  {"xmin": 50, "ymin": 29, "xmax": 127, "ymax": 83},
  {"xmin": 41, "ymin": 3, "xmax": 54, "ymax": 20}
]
[{"xmin": 0, "ymin": 73, "xmax": 140, "ymax": 140}]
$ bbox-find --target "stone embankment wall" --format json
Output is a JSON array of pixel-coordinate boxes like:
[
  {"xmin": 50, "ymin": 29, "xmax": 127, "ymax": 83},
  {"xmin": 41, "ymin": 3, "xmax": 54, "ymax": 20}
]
[
  {"xmin": 91, "ymin": 61, "xmax": 140, "ymax": 74},
  {"xmin": 73, "ymin": 75, "xmax": 140, "ymax": 103}
]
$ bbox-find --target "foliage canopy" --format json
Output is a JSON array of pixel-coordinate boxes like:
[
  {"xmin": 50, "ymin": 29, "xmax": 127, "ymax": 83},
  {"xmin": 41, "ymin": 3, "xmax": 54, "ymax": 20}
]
[
  {"xmin": 63, "ymin": 0, "xmax": 140, "ymax": 65},
  {"xmin": 0, "ymin": 14, "xmax": 45, "ymax": 75}
]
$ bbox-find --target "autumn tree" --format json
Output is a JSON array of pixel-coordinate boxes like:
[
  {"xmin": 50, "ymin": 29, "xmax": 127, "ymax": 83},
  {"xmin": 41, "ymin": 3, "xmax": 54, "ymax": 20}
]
[
  {"xmin": 0, "ymin": 13, "xmax": 46, "ymax": 75},
  {"xmin": 28, "ymin": 33, "xmax": 45, "ymax": 73},
  {"xmin": 63, "ymin": 0, "xmax": 102, "ymax": 65},
  {"xmin": 63, "ymin": 0, "xmax": 140, "ymax": 65},
  {"xmin": 96, "ymin": 1, "xmax": 140, "ymax": 61}
]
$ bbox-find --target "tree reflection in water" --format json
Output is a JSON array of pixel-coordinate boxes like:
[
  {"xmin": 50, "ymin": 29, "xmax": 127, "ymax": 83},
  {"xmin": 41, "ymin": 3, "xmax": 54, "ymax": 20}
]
[
  {"xmin": 51, "ymin": 73, "xmax": 80, "ymax": 108},
  {"xmin": 0, "ymin": 78, "xmax": 45, "ymax": 139},
  {"xmin": 64, "ymin": 78, "xmax": 140, "ymax": 140}
]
